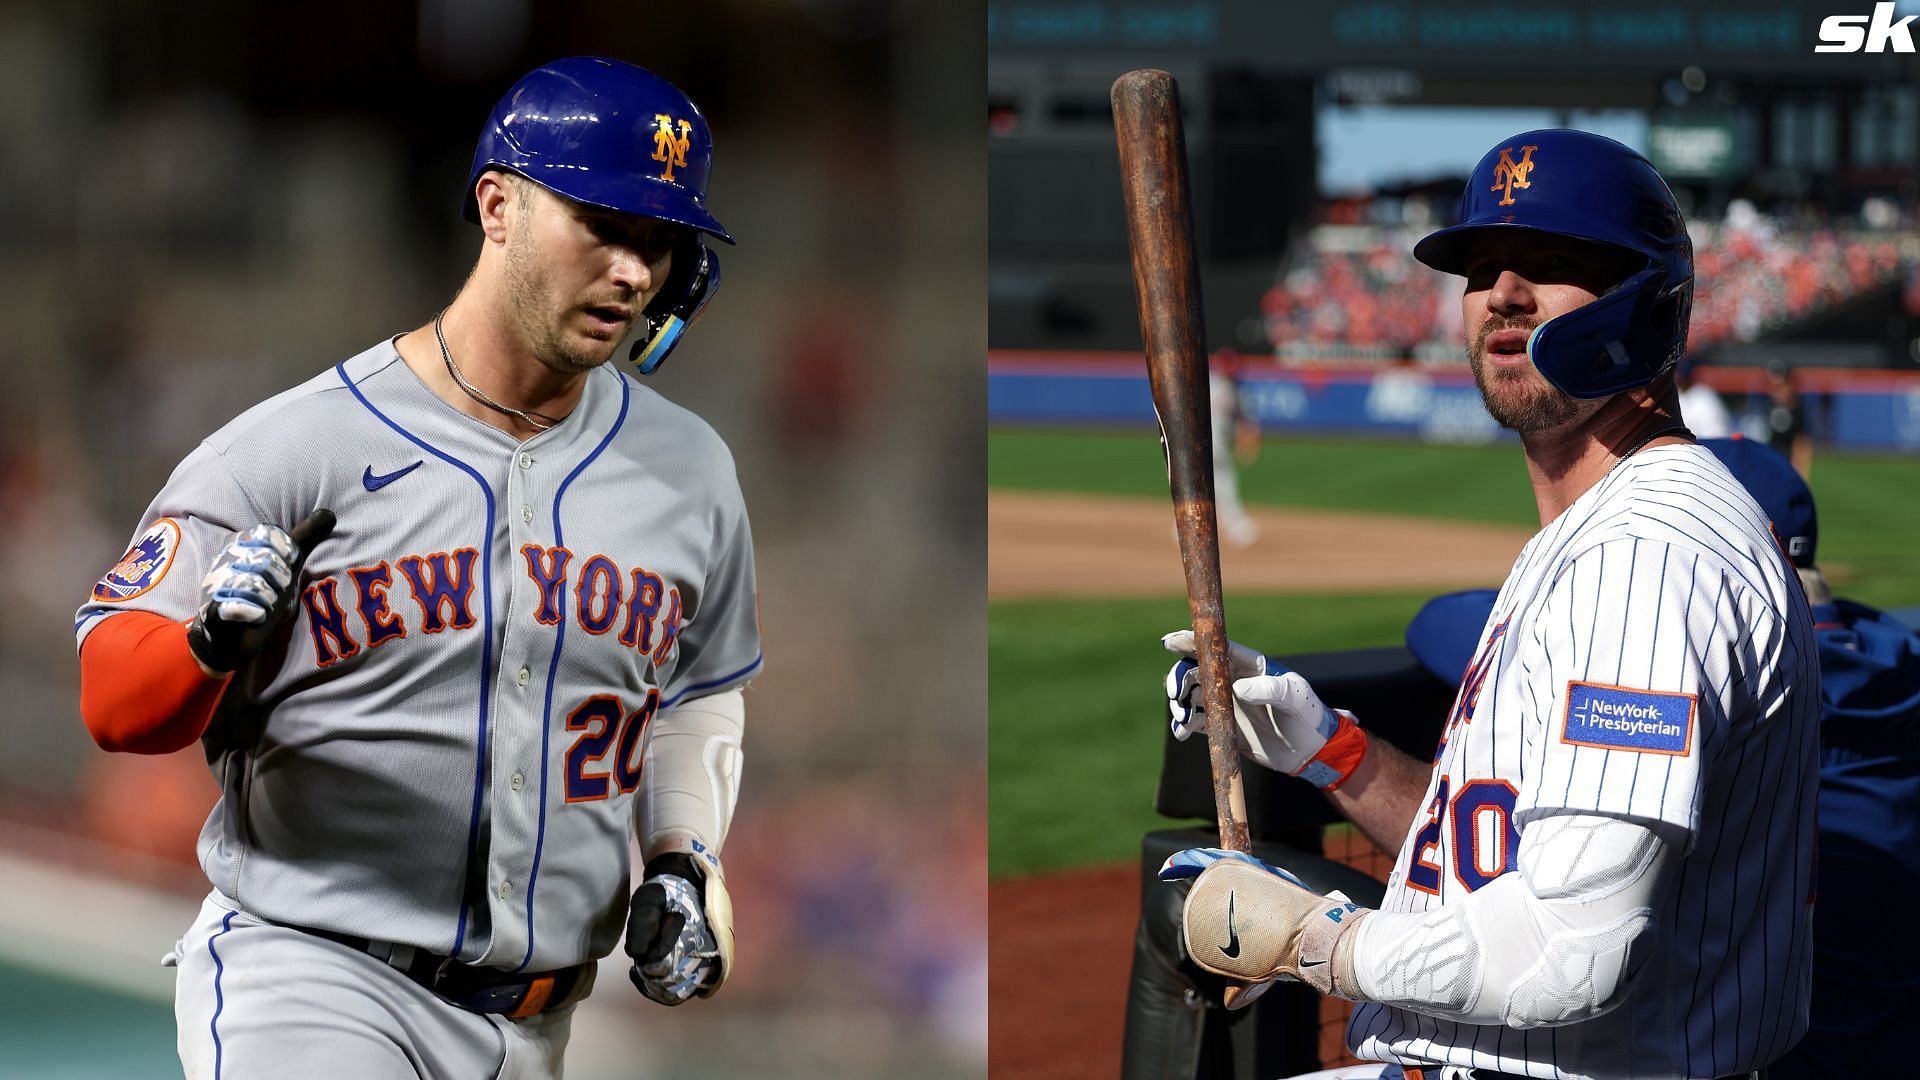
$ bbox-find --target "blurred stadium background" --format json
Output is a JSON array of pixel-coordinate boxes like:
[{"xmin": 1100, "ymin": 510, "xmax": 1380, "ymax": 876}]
[
  {"xmin": 0, "ymin": 3, "xmax": 983, "ymax": 1078},
  {"xmin": 987, "ymin": 1, "xmax": 1920, "ymax": 1076}
]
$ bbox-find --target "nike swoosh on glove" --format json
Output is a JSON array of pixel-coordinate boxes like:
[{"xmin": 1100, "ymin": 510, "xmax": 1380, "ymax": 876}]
[{"xmin": 1159, "ymin": 846, "xmax": 1369, "ymax": 1004}]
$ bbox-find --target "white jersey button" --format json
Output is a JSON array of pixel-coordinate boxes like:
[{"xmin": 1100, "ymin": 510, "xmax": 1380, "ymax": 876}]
[
  {"xmin": 516, "ymin": 666, "xmax": 531, "ymax": 687},
  {"xmin": 510, "ymin": 772, "xmax": 524, "ymax": 792},
  {"xmin": 499, "ymin": 880, "xmax": 513, "ymax": 898},
  {"xmin": 522, "ymin": 506, "xmax": 533, "ymax": 524},
  {"xmin": 518, "ymin": 453, "xmax": 533, "ymax": 469}
]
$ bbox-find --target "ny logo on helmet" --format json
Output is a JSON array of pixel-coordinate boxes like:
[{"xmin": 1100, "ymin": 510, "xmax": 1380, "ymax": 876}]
[
  {"xmin": 1490, "ymin": 145, "xmax": 1538, "ymax": 207},
  {"xmin": 652, "ymin": 115, "xmax": 692, "ymax": 182}
]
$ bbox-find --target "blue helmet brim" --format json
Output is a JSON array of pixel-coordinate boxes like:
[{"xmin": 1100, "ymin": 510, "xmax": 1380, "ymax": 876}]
[
  {"xmin": 462, "ymin": 166, "xmax": 734, "ymax": 245},
  {"xmin": 1414, "ymin": 220, "xmax": 1649, "ymax": 278}
]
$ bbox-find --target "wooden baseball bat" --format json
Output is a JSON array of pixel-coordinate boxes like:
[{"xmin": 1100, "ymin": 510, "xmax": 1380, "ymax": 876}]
[{"xmin": 1111, "ymin": 69, "xmax": 1250, "ymax": 855}]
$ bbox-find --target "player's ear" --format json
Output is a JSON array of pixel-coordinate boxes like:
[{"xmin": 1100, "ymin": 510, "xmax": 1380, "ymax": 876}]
[{"xmin": 473, "ymin": 171, "xmax": 517, "ymax": 244}]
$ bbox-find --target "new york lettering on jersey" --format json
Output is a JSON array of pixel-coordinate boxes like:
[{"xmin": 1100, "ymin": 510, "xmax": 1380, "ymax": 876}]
[{"xmin": 300, "ymin": 546, "xmax": 684, "ymax": 670}]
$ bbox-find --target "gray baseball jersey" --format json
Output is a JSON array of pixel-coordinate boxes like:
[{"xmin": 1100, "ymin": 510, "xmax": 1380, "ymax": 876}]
[{"xmin": 76, "ymin": 339, "xmax": 763, "ymax": 974}]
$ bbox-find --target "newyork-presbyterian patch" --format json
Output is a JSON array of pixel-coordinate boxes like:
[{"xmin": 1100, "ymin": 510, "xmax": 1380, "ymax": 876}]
[
  {"xmin": 1559, "ymin": 680, "xmax": 1695, "ymax": 756},
  {"xmin": 92, "ymin": 518, "xmax": 181, "ymax": 602}
]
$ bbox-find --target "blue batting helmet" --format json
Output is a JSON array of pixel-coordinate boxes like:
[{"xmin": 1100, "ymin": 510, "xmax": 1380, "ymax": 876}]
[
  {"xmin": 465, "ymin": 57, "xmax": 731, "ymax": 375},
  {"xmin": 1415, "ymin": 129, "xmax": 1693, "ymax": 400}
]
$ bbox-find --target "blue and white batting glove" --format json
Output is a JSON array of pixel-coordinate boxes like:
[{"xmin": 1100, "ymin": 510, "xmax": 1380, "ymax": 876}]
[
  {"xmin": 1158, "ymin": 847, "xmax": 1368, "ymax": 1004},
  {"xmin": 627, "ymin": 841, "xmax": 735, "ymax": 1006},
  {"xmin": 1162, "ymin": 630, "xmax": 1370, "ymax": 789},
  {"xmin": 1162, "ymin": 632, "xmax": 1287, "ymax": 742},
  {"xmin": 206, "ymin": 526, "xmax": 297, "ymax": 623},
  {"xmin": 187, "ymin": 510, "xmax": 334, "ymax": 673}
]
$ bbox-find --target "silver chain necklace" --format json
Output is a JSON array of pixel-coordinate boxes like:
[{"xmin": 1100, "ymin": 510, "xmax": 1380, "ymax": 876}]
[{"xmin": 434, "ymin": 311, "xmax": 560, "ymax": 432}]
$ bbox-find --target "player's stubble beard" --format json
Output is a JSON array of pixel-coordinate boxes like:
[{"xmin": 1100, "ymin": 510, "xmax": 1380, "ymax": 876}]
[
  {"xmin": 1469, "ymin": 317, "xmax": 1582, "ymax": 433},
  {"xmin": 502, "ymin": 211, "xmax": 620, "ymax": 378}
]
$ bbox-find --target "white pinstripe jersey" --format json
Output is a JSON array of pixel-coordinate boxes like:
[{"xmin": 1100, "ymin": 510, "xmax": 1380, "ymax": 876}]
[{"xmin": 1348, "ymin": 444, "xmax": 1821, "ymax": 1079}]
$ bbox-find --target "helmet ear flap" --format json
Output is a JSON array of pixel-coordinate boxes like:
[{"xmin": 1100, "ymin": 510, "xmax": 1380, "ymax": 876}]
[
  {"xmin": 630, "ymin": 240, "xmax": 721, "ymax": 376},
  {"xmin": 1528, "ymin": 265, "xmax": 1689, "ymax": 399}
]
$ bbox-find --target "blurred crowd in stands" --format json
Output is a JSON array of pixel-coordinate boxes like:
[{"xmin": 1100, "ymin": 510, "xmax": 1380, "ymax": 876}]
[{"xmin": 1261, "ymin": 194, "xmax": 1920, "ymax": 365}]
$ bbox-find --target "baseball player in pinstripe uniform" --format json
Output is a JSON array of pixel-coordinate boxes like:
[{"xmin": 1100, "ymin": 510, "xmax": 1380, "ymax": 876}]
[
  {"xmin": 1161, "ymin": 131, "xmax": 1820, "ymax": 1079},
  {"xmin": 74, "ymin": 58, "xmax": 759, "ymax": 1078},
  {"xmin": 1402, "ymin": 434, "xmax": 1920, "ymax": 1080}
]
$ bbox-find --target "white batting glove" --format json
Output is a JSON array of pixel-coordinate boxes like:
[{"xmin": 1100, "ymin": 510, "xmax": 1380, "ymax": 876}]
[
  {"xmin": 1158, "ymin": 847, "xmax": 1369, "ymax": 1004},
  {"xmin": 626, "ymin": 841, "xmax": 735, "ymax": 1006},
  {"xmin": 1162, "ymin": 630, "xmax": 1371, "ymax": 789}
]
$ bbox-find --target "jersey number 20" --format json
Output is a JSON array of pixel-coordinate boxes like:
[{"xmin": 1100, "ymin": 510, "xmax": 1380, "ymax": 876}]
[
  {"xmin": 564, "ymin": 691, "xmax": 660, "ymax": 802},
  {"xmin": 1405, "ymin": 777, "xmax": 1519, "ymax": 894}
]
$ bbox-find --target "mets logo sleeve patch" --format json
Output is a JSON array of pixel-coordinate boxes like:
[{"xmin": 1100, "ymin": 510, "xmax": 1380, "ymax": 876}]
[
  {"xmin": 92, "ymin": 518, "xmax": 182, "ymax": 602},
  {"xmin": 1559, "ymin": 681, "xmax": 1696, "ymax": 756}
]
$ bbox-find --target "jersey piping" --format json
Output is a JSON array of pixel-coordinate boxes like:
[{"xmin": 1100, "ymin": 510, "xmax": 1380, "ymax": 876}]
[
  {"xmin": 208, "ymin": 909, "xmax": 237, "ymax": 1079},
  {"xmin": 517, "ymin": 371, "xmax": 631, "ymax": 973},
  {"xmin": 336, "ymin": 360, "xmax": 498, "ymax": 957},
  {"xmin": 662, "ymin": 655, "xmax": 765, "ymax": 709}
]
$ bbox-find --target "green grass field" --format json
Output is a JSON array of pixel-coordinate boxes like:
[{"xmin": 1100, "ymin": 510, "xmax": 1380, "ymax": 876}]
[
  {"xmin": 989, "ymin": 430, "xmax": 1920, "ymax": 879},
  {"xmin": 989, "ymin": 592, "xmax": 1438, "ymax": 877},
  {"xmin": 990, "ymin": 430, "xmax": 1542, "ymax": 524}
]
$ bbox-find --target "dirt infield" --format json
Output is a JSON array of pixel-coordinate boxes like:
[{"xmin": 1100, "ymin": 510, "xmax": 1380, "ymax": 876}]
[
  {"xmin": 989, "ymin": 492, "xmax": 1533, "ymax": 599},
  {"xmin": 988, "ymin": 864, "xmax": 1138, "ymax": 1079}
]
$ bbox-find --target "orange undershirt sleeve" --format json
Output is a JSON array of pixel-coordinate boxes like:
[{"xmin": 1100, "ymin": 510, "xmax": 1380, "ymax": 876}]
[{"xmin": 79, "ymin": 611, "xmax": 232, "ymax": 754}]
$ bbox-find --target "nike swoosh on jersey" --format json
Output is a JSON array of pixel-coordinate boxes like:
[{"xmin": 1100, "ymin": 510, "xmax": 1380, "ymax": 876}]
[
  {"xmin": 363, "ymin": 461, "xmax": 424, "ymax": 492},
  {"xmin": 1221, "ymin": 891, "xmax": 1241, "ymax": 958}
]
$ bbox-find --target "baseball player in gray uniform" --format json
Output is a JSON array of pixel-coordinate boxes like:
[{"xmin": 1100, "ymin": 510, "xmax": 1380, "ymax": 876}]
[
  {"xmin": 74, "ymin": 57, "xmax": 759, "ymax": 1079},
  {"xmin": 1162, "ymin": 132, "xmax": 1820, "ymax": 1079}
]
